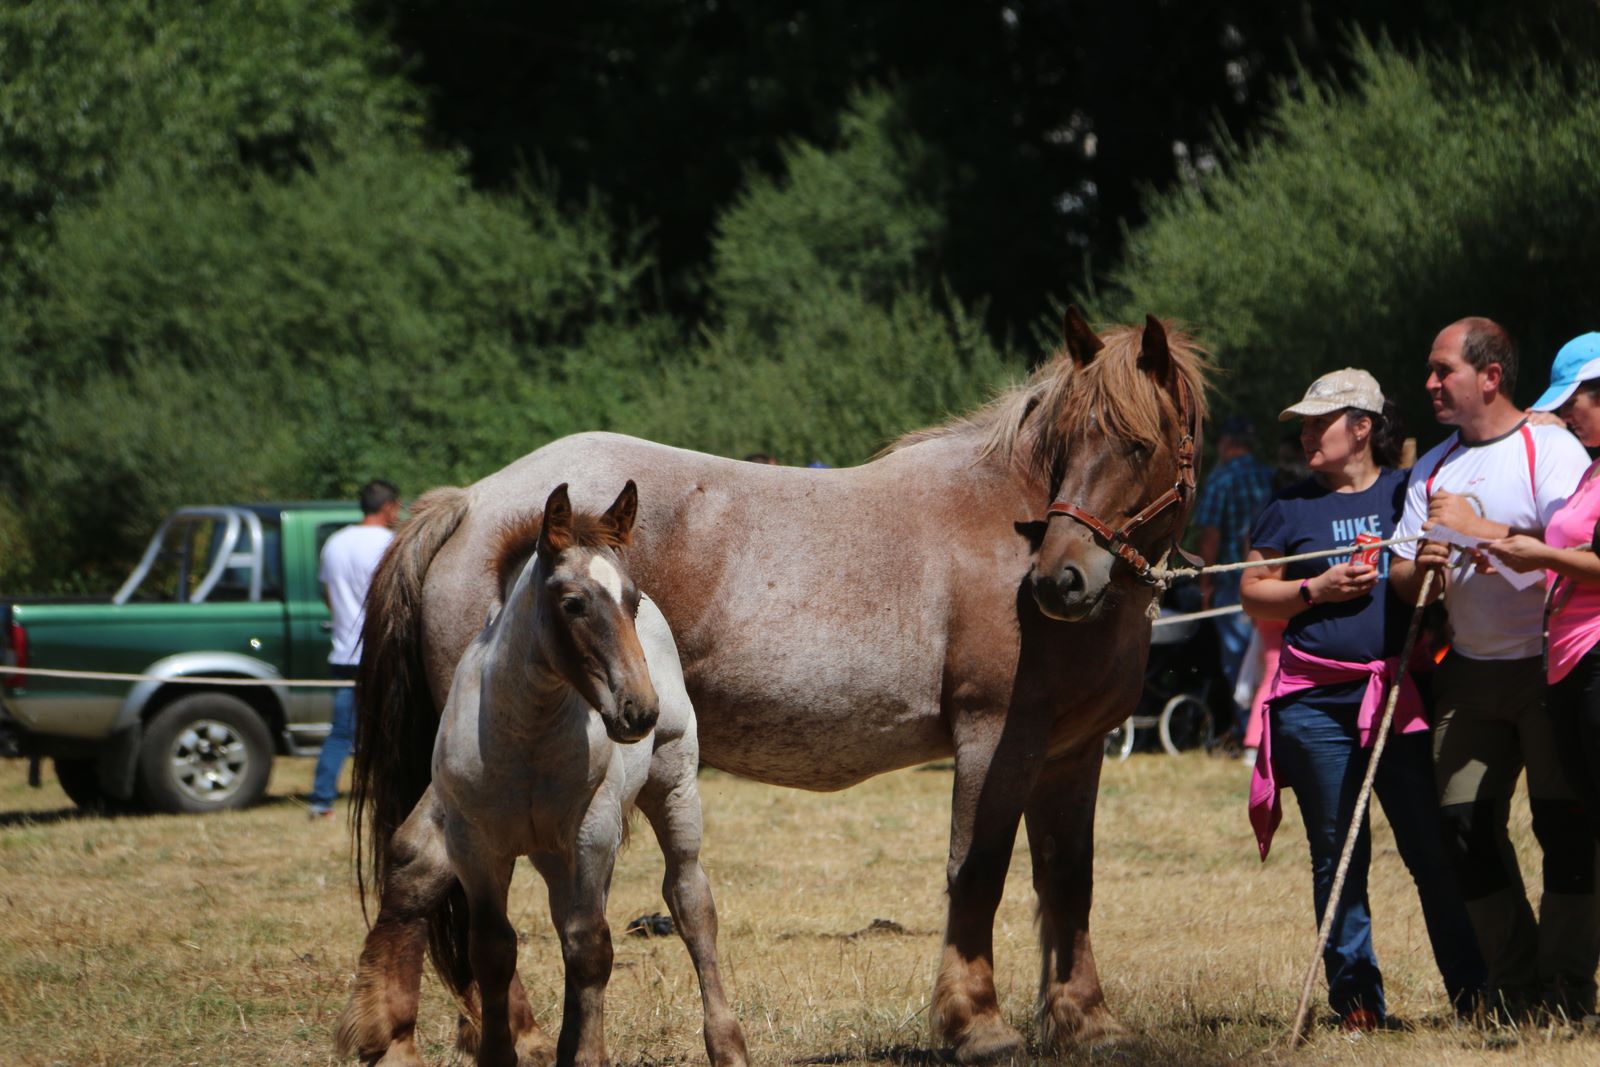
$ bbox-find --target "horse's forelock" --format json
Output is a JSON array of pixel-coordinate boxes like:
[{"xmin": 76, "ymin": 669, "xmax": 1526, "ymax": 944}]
[
  {"xmin": 488, "ymin": 510, "xmax": 631, "ymax": 593},
  {"xmin": 1030, "ymin": 320, "xmax": 1212, "ymax": 469}
]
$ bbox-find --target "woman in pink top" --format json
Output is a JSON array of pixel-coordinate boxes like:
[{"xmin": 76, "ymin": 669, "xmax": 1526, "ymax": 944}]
[{"xmin": 1486, "ymin": 332, "xmax": 1600, "ymax": 842}]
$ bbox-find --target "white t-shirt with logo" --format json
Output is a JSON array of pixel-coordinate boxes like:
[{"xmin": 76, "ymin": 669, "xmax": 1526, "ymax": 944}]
[
  {"xmin": 1393, "ymin": 421, "xmax": 1590, "ymax": 660},
  {"xmin": 319, "ymin": 524, "xmax": 395, "ymax": 666}
]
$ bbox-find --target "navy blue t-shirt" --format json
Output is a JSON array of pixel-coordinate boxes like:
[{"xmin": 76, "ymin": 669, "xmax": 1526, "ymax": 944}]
[{"xmin": 1247, "ymin": 468, "xmax": 1411, "ymax": 671}]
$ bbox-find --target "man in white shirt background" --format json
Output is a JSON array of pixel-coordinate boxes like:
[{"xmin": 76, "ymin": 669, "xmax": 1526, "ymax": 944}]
[
  {"xmin": 1391, "ymin": 318, "xmax": 1598, "ymax": 1019},
  {"xmin": 307, "ymin": 480, "xmax": 400, "ymax": 820}
]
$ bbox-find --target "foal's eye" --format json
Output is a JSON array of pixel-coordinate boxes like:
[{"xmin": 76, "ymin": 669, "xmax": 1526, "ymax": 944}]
[{"xmin": 561, "ymin": 595, "xmax": 586, "ymax": 618}]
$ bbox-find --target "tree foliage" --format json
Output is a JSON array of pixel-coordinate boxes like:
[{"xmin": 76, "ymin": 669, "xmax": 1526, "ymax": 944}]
[
  {"xmin": 4, "ymin": 0, "xmax": 1600, "ymax": 594},
  {"xmin": 1095, "ymin": 35, "xmax": 1600, "ymax": 440}
]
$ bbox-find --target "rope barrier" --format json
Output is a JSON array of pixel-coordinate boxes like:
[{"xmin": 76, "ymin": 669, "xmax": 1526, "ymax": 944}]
[
  {"xmin": 1151, "ymin": 604, "xmax": 1243, "ymax": 627},
  {"xmin": 1, "ymin": 666, "xmax": 351, "ymax": 688}
]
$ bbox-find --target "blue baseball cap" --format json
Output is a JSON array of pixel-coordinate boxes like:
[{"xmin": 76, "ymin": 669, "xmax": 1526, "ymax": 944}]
[{"xmin": 1532, "ymin": 332, "xmax": 1600, "ymax": 411}]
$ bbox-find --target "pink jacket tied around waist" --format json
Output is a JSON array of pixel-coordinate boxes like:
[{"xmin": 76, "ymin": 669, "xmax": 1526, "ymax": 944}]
[{"xmin": 1249, "ymin": 641, "xmax": 1427, "ymax": 859}]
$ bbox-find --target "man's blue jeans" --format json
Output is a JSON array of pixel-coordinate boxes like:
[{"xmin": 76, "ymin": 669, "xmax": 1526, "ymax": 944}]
[
  {"xmin": 309, "ymin": 664, "xmax": 358, "ymax": 812},
  {"xmin": 1272, "ymin": 695, "xmax": 1486, "ymax": 1017}
]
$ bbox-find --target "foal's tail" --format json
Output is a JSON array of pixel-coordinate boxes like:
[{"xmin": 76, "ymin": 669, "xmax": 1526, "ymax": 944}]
[{"xmin": 351, "ymin": 486, "xmax": 470, "ymax": 919}]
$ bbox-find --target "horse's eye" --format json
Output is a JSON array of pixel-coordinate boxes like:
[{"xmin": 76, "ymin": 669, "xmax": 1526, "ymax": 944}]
[{"xmin": 561, "ymin": 595, "xmax": 586, "ymax": 618}]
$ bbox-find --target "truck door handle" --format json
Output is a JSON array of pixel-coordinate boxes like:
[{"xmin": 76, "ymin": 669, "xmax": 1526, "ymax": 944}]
[{"xmin": 319, "ymin": 621, "xmax": 333, "ymax": 632}]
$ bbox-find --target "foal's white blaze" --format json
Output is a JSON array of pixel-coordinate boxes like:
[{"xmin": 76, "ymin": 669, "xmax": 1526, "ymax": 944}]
[{"xmin": 587, "ymin": 555, "xmax": 624, "ymax": 602}]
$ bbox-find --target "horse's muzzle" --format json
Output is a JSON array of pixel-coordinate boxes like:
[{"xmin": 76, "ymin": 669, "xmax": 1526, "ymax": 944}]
[
  {"xmin": 1031, "ymin": 564, "xmax": 1105, "ymax": 622},
  {"xmin": 603, "ymin": 691, "xmax": 659, "ymax": 744}
]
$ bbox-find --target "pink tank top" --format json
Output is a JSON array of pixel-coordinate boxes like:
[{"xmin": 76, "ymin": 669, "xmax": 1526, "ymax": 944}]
[{"xmin": 1545, "ymin": 460, "xmax": 1600, "ymax": 683}]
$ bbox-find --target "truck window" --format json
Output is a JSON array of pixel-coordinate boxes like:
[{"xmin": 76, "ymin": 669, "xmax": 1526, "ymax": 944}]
[
  {"xmin": 137, "ymin": 518, "xmax": 220, "ymax": 603},
  {"xmin": 208, "ymin": 518, "xmax": 283, "ymax": 599}
]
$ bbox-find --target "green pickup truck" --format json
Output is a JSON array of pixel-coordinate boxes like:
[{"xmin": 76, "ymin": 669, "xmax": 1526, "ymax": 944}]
[{"xmin": 0, "ymin": 502, "xmax": 361, "ymax": 814}]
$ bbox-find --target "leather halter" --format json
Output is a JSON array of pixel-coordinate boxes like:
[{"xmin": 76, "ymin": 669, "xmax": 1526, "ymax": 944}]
[{"xmin": 1043, "ymin": 374, "xmax": 1200, "ymax": 586}]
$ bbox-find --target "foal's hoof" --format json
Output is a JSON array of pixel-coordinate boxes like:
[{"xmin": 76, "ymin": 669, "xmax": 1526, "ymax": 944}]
[{"xmin": 952, "ymin": 1016, "xmax": 1025, "ymax": 1064}]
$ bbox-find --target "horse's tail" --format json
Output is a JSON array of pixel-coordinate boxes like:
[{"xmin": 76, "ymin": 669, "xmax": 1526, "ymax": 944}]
[{"xmin": 351, "ymin": 486, "xmax": 470, "ymax": 921}]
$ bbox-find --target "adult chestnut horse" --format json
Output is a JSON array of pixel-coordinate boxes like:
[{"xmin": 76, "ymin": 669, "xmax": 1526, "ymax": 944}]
[{"xmin": 352, "ymin": 310, "xmax": 1208, "ymax": 1062}]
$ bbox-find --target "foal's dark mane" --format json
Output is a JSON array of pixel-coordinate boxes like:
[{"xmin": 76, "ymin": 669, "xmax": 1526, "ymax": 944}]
[
  {"xmin": 888, "ymin": 320, "xmax": 1212, "ymax": 480},
  {"xmin": 489, "ymin": 511, "xmax": 629, "ymax": 594}
]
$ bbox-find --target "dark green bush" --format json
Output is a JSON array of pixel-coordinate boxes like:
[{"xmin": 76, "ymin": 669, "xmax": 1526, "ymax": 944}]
[{"xmin": 1095, "ymin": 38, "xmax": 1600, "ymax": 439}]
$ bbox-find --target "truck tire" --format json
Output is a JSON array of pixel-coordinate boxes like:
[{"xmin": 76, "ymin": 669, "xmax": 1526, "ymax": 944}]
[
  {"xmin": 137, "ymin": 693, "xmax": 273, "ymax": 814},
  {"xmin": 54, "ymin": 757, "xmax": 119, "ymax": 813}
]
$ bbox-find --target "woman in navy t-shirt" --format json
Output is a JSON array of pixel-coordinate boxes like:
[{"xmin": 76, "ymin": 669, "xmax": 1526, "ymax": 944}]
[{"xmin": 1240, "ymin": 369, "xmax": 1484, "ymax": 1030}]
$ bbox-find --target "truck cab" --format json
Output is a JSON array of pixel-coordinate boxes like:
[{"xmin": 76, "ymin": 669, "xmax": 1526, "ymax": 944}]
[{"xmin": 0, "ymin": 502, "xmax": 362, "ymax": 813}]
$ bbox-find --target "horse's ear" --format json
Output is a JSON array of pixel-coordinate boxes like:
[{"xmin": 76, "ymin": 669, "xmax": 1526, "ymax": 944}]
[
  {"xmin": 537, "ymin": 483, "xmax": 574, "ymax": 557},
  {"xmin": 1062, "ymin": 304, "xmax": 1104, "ymax": 368},
  {"xmin": 600, "ymin": 480, "xmax": 638, "ymax": 545},
  {"xmin": 1139, "ymin": 314, "xmax": 1174, "ymax": 386}
]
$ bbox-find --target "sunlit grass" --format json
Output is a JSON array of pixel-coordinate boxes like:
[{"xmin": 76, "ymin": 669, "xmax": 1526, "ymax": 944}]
[{"xmin": 0, "ymin": 751, "xmax": 1591, "ymax": 1065}]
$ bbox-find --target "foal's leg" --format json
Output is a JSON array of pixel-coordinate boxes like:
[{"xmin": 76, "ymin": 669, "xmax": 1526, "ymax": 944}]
[
  {"xmin": 637, "ymin": 739, "xmax": 750, "ymax": 1066},
  {"xmin": 1023, "ymin": 745, "xmax": 1125, "ymax": 1049},
  {"xmin": 932, "ymin": 717, "xmax": 1049, "ymax": 1062},
  {"xmin": 534, "ymin": 810, "xmax": 625, "ymax": 1067},
  {"xmin": 445, "ymin": 824, "xmax": 522, "ymax": 1067},
  {"xmin": 336, "ymin": 787, "xmax": 455, "ymax": 1067}
]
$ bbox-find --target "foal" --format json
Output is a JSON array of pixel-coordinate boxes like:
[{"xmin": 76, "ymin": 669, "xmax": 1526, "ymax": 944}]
[{"xmin": 336, "ymin": 482, "xmax": 747, "ymax": 1067}]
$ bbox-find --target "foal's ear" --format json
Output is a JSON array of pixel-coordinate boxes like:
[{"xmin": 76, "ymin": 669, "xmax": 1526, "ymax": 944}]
[
  {"xmin": 1062, "ymin": 304, "xmax": 1104, "ymax": 368},
  {"xmin": 600, "ymin": 480, "xmax": 639, "ymax": 545},
  {"xmin": 538, "ymin": 483, "xmax": 575, "ymax": 557},
  {"xmin": 1138, "ymin": 314, "xmax": 1174, "ymax": 386}
]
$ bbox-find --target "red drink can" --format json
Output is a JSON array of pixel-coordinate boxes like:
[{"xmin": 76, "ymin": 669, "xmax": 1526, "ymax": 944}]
[{"xmin": 1353, "ymin": 532, "xmax": 1382, "ymax": 568}]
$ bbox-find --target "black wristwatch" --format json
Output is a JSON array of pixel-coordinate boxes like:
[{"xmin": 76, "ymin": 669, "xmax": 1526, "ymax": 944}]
[{"xmin": 1298, "ymin": 579, "xmax": 1314, "ymax": 606}]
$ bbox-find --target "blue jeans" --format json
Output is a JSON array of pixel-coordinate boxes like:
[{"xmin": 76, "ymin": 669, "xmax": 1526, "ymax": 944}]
[
  {"xmin": 309, "ymin": 664, "xmax": 358, "ymax": 811},
  {"xmin": 1272, "ymin": 695, "xmax": 1486, "ymax": 1017}
]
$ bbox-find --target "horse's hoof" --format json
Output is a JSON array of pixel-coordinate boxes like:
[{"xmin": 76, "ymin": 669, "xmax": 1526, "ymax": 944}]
[
  {"xmin": 1038, "ymin": 994, "xmax": 1128, "ymax": 1051},
  {"xmin": 515, "ymin": 1026, "xmax": 557, "ymax": 1067},
  {"xmin": 371, "ymin": 1041, "xmax": 427, "ymax": 1067},
  {"xmin": 952, "ymin": 1016, "xmax": 1025, "ymax": 1064}
]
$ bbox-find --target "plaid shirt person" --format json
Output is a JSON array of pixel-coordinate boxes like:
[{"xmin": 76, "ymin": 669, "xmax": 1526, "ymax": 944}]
[{"xmin": 1193, "ymin": 452, "xmax": 1274, "ymax": 599}]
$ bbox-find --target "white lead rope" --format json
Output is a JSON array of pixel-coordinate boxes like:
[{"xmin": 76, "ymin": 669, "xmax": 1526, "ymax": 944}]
[{"xmin": 1149, "ymin": 533, "xmax": 1428, "ymax": 627}]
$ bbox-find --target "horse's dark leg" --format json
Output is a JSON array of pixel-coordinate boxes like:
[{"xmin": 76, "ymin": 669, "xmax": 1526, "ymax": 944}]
[
  {"xmin": 336, "ymin": 787, "xmax": 458, "ymax": 1067},
  {"xmin": 637, "ymin": 743, "xmax": 750, "ymax": 1066},
  {"xmin": 1024, "ymin": 744, "xmax": 1126, "ymax": 1050},
  {"xmin": 932, "ymin": 717, "xmax": 1047, "ymax": 1062}
]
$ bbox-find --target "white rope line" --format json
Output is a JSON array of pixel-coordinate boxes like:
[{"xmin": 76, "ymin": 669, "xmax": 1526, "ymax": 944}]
[
  {"xmin": 1152, "ymin": 604, "xmax": 1243, "ymax": 627},
  {"xmin": 1149, "ymin": 532, "xmax": 1426, "ymax": 628},
  {"xmin": 1, "ymin": 666, "xmax": 352, "ymax": 688},
  {"xmin": 1155, "ymin": 532, "xmax": 1425, "ymax": 583}
]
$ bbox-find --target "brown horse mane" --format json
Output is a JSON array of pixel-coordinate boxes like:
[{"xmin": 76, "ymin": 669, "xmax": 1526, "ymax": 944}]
[
  {"xmin": 488, "ymin": 509, "xmax": 630, "ymax": 595},
  {"xmin": 887, "ymin": 318, "xmax": 1213, "ymax": 480}
]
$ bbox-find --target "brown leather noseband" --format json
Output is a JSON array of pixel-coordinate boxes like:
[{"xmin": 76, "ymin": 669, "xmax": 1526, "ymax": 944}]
[{"xmin": 1043, "ymin": 375, "xmax": 1199, "ymax": 587}]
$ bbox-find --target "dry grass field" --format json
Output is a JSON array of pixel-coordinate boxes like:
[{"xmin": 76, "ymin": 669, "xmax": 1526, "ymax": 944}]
[{"xmin": 1, "ymin": 749, "xmax": 1594, "ymax": 1066}]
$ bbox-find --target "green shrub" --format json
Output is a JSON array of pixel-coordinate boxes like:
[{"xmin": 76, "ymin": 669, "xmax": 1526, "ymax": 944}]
[{"xmin": 1095, "ymin": 38, "xmax": 1600, "ymax": 439}]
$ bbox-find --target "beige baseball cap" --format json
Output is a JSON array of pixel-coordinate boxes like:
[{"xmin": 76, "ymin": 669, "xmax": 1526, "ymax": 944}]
[{"xmin": 1278, "ymin": 368, "xmax": 1385, "ymax": 421}]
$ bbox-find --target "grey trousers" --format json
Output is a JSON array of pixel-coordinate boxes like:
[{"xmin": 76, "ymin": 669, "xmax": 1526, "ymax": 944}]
[{"xmin": 1432, "ymin": 652, "xmax": 1600, "ymax": 1013}]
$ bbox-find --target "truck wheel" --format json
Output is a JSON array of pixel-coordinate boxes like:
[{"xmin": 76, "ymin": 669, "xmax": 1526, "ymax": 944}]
[
  {"xmin": 138, "ymin": 693, "xmax": 273, "ymax": 813},
  {"xmin": 54, "ymin": 757, "xmax": 119, "ymax": 813}
]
